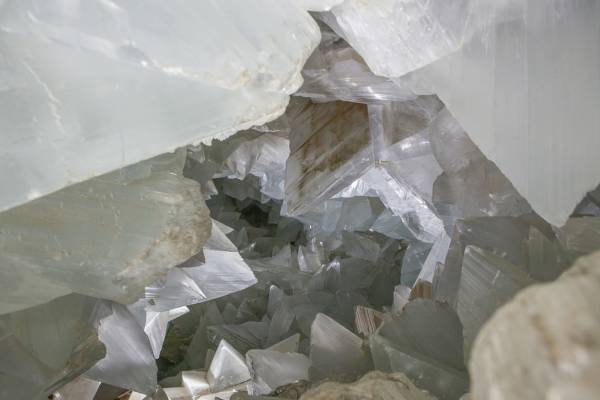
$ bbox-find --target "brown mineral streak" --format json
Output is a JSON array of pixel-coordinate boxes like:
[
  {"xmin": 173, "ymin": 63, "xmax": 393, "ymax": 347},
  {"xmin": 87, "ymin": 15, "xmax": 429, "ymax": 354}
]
[{"xmin": 296, "ymin": 102, "xmax": 369, "ymax": 195}]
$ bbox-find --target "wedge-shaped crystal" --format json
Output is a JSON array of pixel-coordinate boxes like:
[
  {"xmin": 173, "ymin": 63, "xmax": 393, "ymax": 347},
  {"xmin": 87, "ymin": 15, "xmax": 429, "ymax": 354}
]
[
  {"xmin": 0, "ymin": 151, "xmax": 211, "ymax": 314},
  {"xmin": 321, "ymin": 0, "xmax": 503, "ymax": 78},
  {"xmin": 267, "ymin": 334, "xmax": 301, "ymax": 353},
  {"xmin": 371, "ymin": 299, "xmax": 468, "ymax": 399},
  {"xmin": 0, "ymin": 0, "xmax": 321, "ymax": 212},
  {"xmin": 207, "ymin": 319, "xmax": 270, "ymax": 355},
  {"xmin": 85, "ymin": 302, "xmax": 157, "ymax": 394},
  {"xmin": 0, "ymin": 294, "xmax": 108, "ymax": 400},
  {"xmin": 127, "ymin": 303, "xmax": 189, "ymax": 360},
  {"xmin": 297, "ymin": 26, "xmax": 419, "ymax": 104},
  {"xmin": 370, "ymin": 335, "xmax": 468, "ymax": 400},
  {"xmin": 433, "ymin": 215, "xmax": 556, "ymax": 306},
  {"xmin": 555, "ymin": 216, "xmax": 600, "ymax": 259},
  {"xmin": 420, "ymin": 0, "xmax": 600, "ymax": 225},
  {"xmin": 145, "ymin": 220, "xmax": 256, "ymax": 312},
  {"xmin": 182, "ymin": 371, "xmax": 210, "ymax": 398},
  {"xmin": 401, "ymin": 242, "xmax": 432, "ymax": 287},
  {"xmin": 309, "ymin": 313, "xmax": 371, "ymax": 381},
  {"xmin": 52, "ymin": 377, "xmax": 101, "ymax": 400},
  {"xmin": 246, "ymin": 349, "xmax": 310, "ymax": 395},
  {"xmin": 457, "ymin": 246, "xmax": 535, "ymax": 359},
  {"xmin": 471, "ymin": 250, "xmax": 600, "ymax": 399},
  {"xmin": 429, "ymin": 109, "xmax": 532, "ymax": 230},
  {"xmin": 207, "ymin": 340, "xmax": 251, "ymax": 393}
]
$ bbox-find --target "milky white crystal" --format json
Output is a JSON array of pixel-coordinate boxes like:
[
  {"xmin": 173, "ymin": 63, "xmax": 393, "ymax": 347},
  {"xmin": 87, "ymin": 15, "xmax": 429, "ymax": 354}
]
[
  {"xmin": 0, "ymin": 0, "xmax": 320, "ymax": 213},
  {"xmin": 420, "ymin": 0, "xmax": 600, "ymax": 226}
]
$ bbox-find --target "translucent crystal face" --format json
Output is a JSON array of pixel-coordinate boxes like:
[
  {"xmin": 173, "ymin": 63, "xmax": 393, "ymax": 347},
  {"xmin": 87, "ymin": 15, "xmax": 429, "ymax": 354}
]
[{"xmin": 2, "ymin": 2, "xmax": 600, "ymax": 400}]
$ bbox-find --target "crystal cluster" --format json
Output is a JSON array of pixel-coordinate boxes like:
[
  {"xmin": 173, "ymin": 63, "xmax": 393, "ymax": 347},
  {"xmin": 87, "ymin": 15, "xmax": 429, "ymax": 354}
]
[{"xmin": 1, "ymin": 1, "xmax": 599, "ymax": 400}]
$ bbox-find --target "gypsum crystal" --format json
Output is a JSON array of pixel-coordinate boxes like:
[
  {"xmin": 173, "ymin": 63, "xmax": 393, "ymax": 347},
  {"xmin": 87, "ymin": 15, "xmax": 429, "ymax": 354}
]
[
  {"xmin": 0, "ymin": 150, "xmax": 211, "ymax": 315},
  {"xmin": 284, "ymin": 97, "xmax": 446, "ymax": 242},
  {"xmin": 470, "ymin": 249, "xmax": 600, "ymax": 400},
  {"xmin": 85, "ymin": 302, "xmax": 159, "ymax": 395},
  {"xmin": 207, "ymin": 340, "xmax": 251, "ymax": 393},
  {"xmin": 432, "ymin": 215, "xmax": 564, "ymax": 307},
  {"xmin": 456, "ymin": 246, "xmax": 535, "ymax": 360},
  {"xmin": 52, "ymin": 377, "xmax": 101, "ymax": 400},
  {"xmin": 245, "ymin": 349, "xmax": 310, "ymax": 395},
  {"xmin": 320, "ymin": 0, "xmax": 508, "ymax": 78},
  {"xmin": 309, "ymin": 313, "xmax": 372, "ymax": 381},
  {"xmin": 418, "ymin": 0, "xmax": 600, "ymax": 226},
  {"xmin": 186, "ymin": 130, "xmax": 290, "ymax": 201},
  {"xmin": 428, "ymin": 109, "xmax": 532, "ymax": 231},
  {"xmin": 370, "ymin": 299, "xmax": 468, "ymax": 400},
  {"xmin": 144, "ymin": 219, "xmax": 257, "ymax": 313},
  {"xmin": 0, "ymin": 0, "xmax": 321, "ymax": 213},
  {"xmin": 0, "ymin": 294, "xmax": 109, "ymax": 400}
]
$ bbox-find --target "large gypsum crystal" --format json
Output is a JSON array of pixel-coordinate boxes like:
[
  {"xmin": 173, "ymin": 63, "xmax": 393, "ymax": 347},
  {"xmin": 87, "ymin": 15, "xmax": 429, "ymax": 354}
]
[
  {"xmin": 0, "ymin": 150, "xmax": 211, "ymax": 314},
  {"xmin": 320, "ymin": 0, "xmax": 600, "ymax": 226},
  {"xmin": 417, "ymin": 0, "xmax": 600, "ymax": 226},
  {"xmin": 319, "ymin": 0, "xmax": 507, "ymax": 78},
  {"xmin": 0, "ymin": 0, "xmax": 321, "ymax": 213},
  {"xmin": 470, "ymin": 250, "xmax": 600, "ymax": 399},
  {"xmin": 0, "ymin": 294, "xmax": 109, "ymax": 400},
  {"xmin": 370, "ymin": 299, "xmax": 469, "ymax": 400}
]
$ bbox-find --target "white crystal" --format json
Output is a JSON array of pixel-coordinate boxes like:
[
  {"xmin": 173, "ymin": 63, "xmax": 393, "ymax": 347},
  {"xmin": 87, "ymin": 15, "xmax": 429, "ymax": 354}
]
[
  {"xmin": 85, "ymin": 302, "xmax": 157, "ymax": 394},
  {"xmin": 145, "ymin": 220, "xmax": 257, "ymax": 312},
  {"xmin": 246, "ymin": 349, "xmax": 310, "ymax": 395},
  {"xmin": 207, "ymin": 340, "xmax": 251, "ymax": 393},
  {"xmin": 420, "ymin": 0, "xmax": 600, "ymax": 225},
  {"xmin": 0, "ymin": 0, "xmax": 320, "ymax": 213},
  {"xmin": 309, "ymin": 313, "xmax": 370, "ymax": 380}
]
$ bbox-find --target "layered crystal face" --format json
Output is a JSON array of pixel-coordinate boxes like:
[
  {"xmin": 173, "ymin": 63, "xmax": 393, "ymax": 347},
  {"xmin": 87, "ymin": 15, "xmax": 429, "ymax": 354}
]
[{"xmin": 1, "ymin": 2, "xmax": 599, "ymax": 400}]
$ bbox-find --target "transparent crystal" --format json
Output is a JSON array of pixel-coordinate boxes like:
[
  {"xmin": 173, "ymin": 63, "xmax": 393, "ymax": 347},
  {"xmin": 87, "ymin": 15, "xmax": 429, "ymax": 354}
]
[
  {"xmin": 85, "ymin": 302, "xmax": 158, "ymax": 394},
  {"xmin": 246, "ymin": 349, "xmax": 310, "ymax": 395},
  {"xmin": 309, "ymin": 313, "xmax": 371, "ymax": 381},
  {"xmin": 144, "ymin": 220, "xmax": 257, "ymax": 312},
  {"xmin": 457, "ymin": 246, "xmax": 534, "ymax": 358},
  {"xmin": 207, "ymin": 340, "xmax": 251, "ymax": 393}
]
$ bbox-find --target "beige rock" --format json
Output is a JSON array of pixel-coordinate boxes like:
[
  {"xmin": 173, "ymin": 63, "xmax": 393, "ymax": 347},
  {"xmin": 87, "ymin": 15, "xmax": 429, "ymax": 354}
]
[{"xmin": 300, "ymin": 371, "xmax": 435, "ymax": 400}]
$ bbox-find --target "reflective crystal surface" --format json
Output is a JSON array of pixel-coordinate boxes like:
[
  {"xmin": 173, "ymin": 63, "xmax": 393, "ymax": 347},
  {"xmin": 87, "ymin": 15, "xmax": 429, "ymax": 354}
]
[
  {"xmin": 0, "ymin": 0, "xmax": 321, "ymax": 213},
  {"xmin": 3, "ymin": 2, "xmax": 600, "ymax": 399}
]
